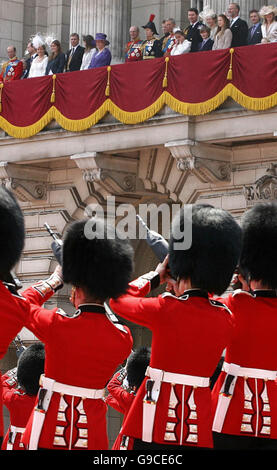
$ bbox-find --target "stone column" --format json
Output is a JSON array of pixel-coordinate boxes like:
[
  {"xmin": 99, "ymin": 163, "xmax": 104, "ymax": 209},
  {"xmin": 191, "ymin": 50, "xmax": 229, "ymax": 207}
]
[
  {"xmin": 203, "ymin": 0, "xmax": 269, "ymax": 20},
  {"xmin": 70, "ymin": 0, "xmax": 131, "ymax": 64}
]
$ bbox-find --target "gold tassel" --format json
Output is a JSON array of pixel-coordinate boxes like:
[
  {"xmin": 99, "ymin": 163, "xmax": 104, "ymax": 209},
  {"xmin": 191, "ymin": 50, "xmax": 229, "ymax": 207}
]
[
  {"xmin": 227, "ymin": 48, "xmax": 234, "ymax": 81},
  {"xmin": 105, "ymin": 66, "xmax": 111, "ymax": 97},
  {"xmin": 0, "ymin": 83, "xmax": 3, "ymax": 113},
  {"xmin": 163, "ymin": 57, "xmax": 169, "ymax": 88},
  {"xmin": 50, "ymin": 74, "xmax": 56, "ymax": 103}
]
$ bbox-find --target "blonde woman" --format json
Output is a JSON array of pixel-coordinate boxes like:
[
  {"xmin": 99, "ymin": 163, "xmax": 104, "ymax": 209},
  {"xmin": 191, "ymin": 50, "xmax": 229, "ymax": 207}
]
[
  {"xmin": 259, "ymin": 5, "xmax": 277, "ymax": 43},
  {"xmin": 212, "ymin": 14, "xmax": 232, "ymax": 50},
  {"xmin": 199, "ymin": 8, "xmax": 218, "ymax": 40}
]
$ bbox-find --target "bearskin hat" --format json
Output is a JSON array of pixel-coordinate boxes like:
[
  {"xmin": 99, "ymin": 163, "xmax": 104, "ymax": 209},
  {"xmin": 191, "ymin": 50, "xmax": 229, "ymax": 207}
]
[
  {"xmin": 62, "ymin": 218, "xmax": 134, "ymax": 301},
  {"xmin": 239, "ymin": 202, "xmax": 277, "ymax": 288},
  {"xmin": 17, "ymin": 342, "xmax": 45, "ymax": 396},
  {"xmin": 126, "ymin": 347, "xmax": 151, "ymax": 389},
  {"xmin": 168, "ymin": 204, "xmax": 242, "ymax": 295},
  {"xmin": 0, "ymin": 186, "xmax": 25, "ymax": 277}
]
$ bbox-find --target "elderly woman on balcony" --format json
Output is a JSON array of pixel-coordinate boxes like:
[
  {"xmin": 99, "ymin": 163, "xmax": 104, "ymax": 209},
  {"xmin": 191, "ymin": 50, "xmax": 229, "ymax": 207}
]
[
  {"xmin": 88, "ymin": 33, "xmax": 112, "ymax": 68},
  {"xmin": 259, "ymin": 5, "xmax": 277, "ymax": 43}
]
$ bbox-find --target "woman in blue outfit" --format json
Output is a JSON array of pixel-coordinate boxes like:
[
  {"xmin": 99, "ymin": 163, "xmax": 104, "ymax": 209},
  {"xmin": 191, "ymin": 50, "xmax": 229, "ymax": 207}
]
[{"xmin": 88, "ymin": 33, "xmax": 112, "ymax": 68}]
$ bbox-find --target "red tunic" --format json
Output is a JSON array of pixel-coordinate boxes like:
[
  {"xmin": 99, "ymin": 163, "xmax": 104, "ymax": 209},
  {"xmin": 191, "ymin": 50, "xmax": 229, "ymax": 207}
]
[
  {"xmin": 0, "ymin": 282, "xmax": 32, "ymax": 439},
  {"xmin": 110, "ymin": 275, "xmax": 234, "ymax": 448},
  {"xmin": 1, "ymin": 371, "xmax": 36, "ymax": 450},
  {"xmin": 106, "ymin": 371, "xmax": 135, "ymax": 450},
  {"xmin": 21, "ymin": 286, "xmax": 133, "ymax": 450},
  {"xmin": 124, "ymin": 39, "xmax": 143, "ymax": 62},
  {"xmin": 211, "ymin": 290, "xmax": 277, "ymax": 439}
]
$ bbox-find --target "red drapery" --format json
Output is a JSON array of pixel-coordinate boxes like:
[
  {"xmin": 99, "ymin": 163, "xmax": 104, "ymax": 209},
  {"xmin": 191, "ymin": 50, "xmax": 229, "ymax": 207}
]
[{"xmin": 1, "ymin": 43, "xmax": 277, "ymax": 139}]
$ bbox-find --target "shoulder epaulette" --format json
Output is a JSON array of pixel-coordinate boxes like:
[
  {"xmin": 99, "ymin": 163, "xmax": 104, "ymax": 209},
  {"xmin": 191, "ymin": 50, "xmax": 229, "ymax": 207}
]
[
  {"xmin": 209, "ymin": 298, "xmax": 232, "ymax": 315},
  {"xmin": 56, "ymin": 308, "xmax": 71, "ymax": 318},
  {"xmin": 104, "ymin": 302, "xmax": 128, "ymax": 334},
  {"xmin": 3, "ymin": 282, "xmax": 26, "ymax": 301}
]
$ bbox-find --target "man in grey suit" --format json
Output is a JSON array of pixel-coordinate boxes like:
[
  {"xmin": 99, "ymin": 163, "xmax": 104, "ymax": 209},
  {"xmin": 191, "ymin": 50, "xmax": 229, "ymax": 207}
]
[{"xmin": 247, "ymin": 9, "xmax": 262, "ymax": 45}]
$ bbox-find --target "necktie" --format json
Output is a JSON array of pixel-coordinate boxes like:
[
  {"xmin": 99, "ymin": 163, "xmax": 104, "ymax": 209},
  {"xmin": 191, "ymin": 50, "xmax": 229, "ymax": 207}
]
[
  {"xmin": 67, "ymin": 48, "xmax": 75, "ymax": 70},
  {"xmin": 251, "ymin": 25, "xmax": 257, "ymax": 38}
]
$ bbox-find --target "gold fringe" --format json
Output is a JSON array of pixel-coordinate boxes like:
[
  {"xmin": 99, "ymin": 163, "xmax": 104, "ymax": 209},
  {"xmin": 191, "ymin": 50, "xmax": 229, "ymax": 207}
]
[
  {"xmin": 3, "ymin": 84, "xmax": 277, "ymax": 139},
  {"xmin": 50, "ymin": 74, "xmax": 57, "ymax": 103},
  {"xmin": 0, "ymin": 83, "xmax": 3, "ymax": 113},
  {"xmin": 163, "ymin": 57, "xmax": 169, "ymax": 88},
  {"xmin": 0, "ymin": 107, "xmax": 56, "ymax": 139},
  {"xmin": 105, "ymin": 66, "xmax": 111, "ymax": 97},
  {"xmin": 227, "ymin": 48, "xmax": 234, "ymax": 80}
]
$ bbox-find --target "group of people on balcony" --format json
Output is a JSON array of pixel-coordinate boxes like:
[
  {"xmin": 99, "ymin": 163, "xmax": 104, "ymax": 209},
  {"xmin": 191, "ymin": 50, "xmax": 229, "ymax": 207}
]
[
  {"xmin": 0, "ymin": 31, "xmax": 111, "ymax": 83},
  {"xmin": 124, "ymin": 3, "xmax": 277, "ymax": 61},
  {"xmin": 0, "ymin": 3, "xmax": 277, "ymax": 83}
]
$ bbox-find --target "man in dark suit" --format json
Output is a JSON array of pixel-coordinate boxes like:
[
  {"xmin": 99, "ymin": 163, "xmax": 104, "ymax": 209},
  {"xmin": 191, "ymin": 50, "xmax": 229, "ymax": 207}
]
[
  {"xmin": 228, "ymin": 3, "xmax": 248, "ymax": 47},
  {"xmin": 198, "ymin": 26, "xmax": 214, "ymax": 51},
  {"xmin": 23, "ymin": 41, "xmax": 38, "ymax": 79},
  {"xmin": 65, "ymin": 33, "xmax": 85, "ymax": 72},
  {"xmin": 247, "ymin": 9, "xmax": 262, "ymax": 45},
  {"xmin": 184, "ymin": 8, "xmax": 203, "ymax": 52}
]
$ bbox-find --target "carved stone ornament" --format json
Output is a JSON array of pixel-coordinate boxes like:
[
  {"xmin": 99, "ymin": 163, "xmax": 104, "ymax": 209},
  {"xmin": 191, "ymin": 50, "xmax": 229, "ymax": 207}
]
[
  {"xmin": 164, "ymin": 140, "xmax": 231, "ymax": 183},
  {"xmin": 244, "ymin": 163, "xmax": 277, "ymax": 205},
  {"xmin": 0, "ymin": 162, "xmax": 48, "ymax": 202}
]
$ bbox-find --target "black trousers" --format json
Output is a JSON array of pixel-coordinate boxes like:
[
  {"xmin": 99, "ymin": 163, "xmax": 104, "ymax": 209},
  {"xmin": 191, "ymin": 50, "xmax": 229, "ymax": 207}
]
[{"xmin": 213, "ymin": 432, "xmax": 277, "ymax": 450}]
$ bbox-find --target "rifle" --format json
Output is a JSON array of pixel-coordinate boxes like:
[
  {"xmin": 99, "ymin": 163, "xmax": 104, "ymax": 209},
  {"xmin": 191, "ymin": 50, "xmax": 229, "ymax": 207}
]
[
  {"xmin": 12, "ymin": 334, "xmax": 26, "ymax": 358},
  {"xmin": 136, "ymin": 215, "xmax": 169, "ymax": 262},
  {"xmin": 44, "ymin": 223, "xmax": 63, "ymax": 265}
]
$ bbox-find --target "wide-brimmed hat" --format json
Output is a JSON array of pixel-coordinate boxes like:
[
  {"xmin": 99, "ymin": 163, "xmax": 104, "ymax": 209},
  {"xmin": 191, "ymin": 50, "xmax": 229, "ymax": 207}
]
[
  {"xmin": 199, "ymin": 7, "xmax": 217, "ymax": 21},
  {"xmin": 95, "ymin": 33, "xmax": 110, "ymax": 45},
  {"xmin": 259, "ymin": 5, "xmax": 277, "ymax": 17},
  {"xmin": 142, "ymin": 14, "xmax": 159, "ymax": 35}
]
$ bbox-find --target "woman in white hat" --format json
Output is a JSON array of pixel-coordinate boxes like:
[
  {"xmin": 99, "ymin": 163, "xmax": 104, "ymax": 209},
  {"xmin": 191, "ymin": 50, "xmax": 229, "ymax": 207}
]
[
  {"xmin": 199, "ymin": 7, "xmax": 218, "ymax": 40},
  {"xmin": 259, "ymin": 5, "xmax": 277, "ymax": 43}
]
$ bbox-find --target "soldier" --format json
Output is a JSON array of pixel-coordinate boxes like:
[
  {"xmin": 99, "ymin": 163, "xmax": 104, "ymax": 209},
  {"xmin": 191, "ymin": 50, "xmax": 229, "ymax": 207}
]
[
  {"xmin": 212, "ymin": 202, "xmax": 277, "ymax": 450},
  {"xmin": 21, "ymin": 218, "xmax": 134, "ymax": 450},
  {"xmin": 1, "ymin": 343, "xmax": 45, "ymax": 450},
  {"xmin": 106, "ymin": 347, "xmax": 151, "ymax": 450},
  {"xmin": 161, "ymin": 18, "xmax": 177, "ymax": 56},
  {"xmin": 184, "ymin": 8, "xmax": 203, "ymax": 52},
  {"xmin": 125, "ymin": 26, "xmax": 143, "ymax": 62},
  {"xmin": 110, "ymin": 204, "xmax": 242, "ymax": 450},
  {"xmin": 0, "ymin": 46, "xmax": 23, "ymax": 82},
  {"xmin": 0, "ymin": 187, "xmax": 28, "ymax": 447},
  {"xmin": 141, "ymin": 15, "xmax": 163, "ymax": 60}
]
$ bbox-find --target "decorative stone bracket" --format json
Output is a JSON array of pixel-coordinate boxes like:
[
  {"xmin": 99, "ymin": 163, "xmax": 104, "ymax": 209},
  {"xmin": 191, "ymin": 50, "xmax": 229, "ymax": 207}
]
[
  {"xmin": 244, "ymin": 163, "xmax": 277, "ymax": 205},
  {"xmin": 0, "ymin": 161, "xmax": 48, "ymax": 201},
  {"xmin": 164, "ymin": 140, "xmax": 232, "ymax": 183},
  {"xmin": 71, "ymin": 152, "xmax": 143, "ymax": 196}
]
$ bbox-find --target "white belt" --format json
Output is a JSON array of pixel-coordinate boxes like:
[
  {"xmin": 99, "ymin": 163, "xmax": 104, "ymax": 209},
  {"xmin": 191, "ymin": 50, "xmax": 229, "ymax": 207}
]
[
  {"xmin": 40, "ymin": 376, "xmax": 106, "ymax": 399},
  {"xmin": 223, "ymin": 362, "xmax": 277, "ymax": 381},
  {"xmin": 213, "ymin": 362, "xmax": 277, "ymax": 433},
  {"xmin": 143, "ymin": 366, "xmax": 209, "ymax": 443},
  {"xmin": 10, "ymin": 425, "xmax": 25, "ymax": 434},
  {"xmin": 29, "ymin": 376, "xmax": 105, "ymax": 450},
  {"xmin": 6, "ymin": 425, "xmax": 26, "ymax": 450},
  {"xmin": 146, "ymin": 366, "xmax": 210, "ymax": 387}
]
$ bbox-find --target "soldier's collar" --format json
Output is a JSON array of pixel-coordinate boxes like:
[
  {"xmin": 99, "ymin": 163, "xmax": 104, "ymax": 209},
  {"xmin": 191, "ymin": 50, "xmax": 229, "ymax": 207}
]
[
  {"xmin": 180, "ymin": 289, "xmax": 209, "ymax": 299},
  {"xmin": 252, "ymin": 290, "xmax": 277, "ymax": 298},
  {"xmin": 77, "ymin": 303, "xmax": 106, "ymax": 314}
]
